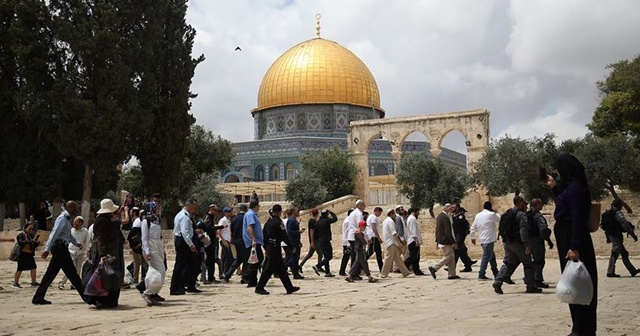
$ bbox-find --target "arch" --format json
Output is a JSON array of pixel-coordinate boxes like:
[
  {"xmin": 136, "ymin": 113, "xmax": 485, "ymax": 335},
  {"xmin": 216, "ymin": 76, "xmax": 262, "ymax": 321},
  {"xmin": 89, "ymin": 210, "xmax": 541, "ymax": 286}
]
[
  {"xmin": 284, "ymin": 162, "xmax": 295, "ymax": 180},
  {"xmin": 255, "ymin": 165, "xmax": 265, "ymax": 181},
  {"xmin": 373, "ymin": 164, "xmax": 388, "ymax": 176},
  {"xmin": 398, "ymin": 129, "xmax": 432, "ymax": 151},
  {"xmin": 347, "ymin": 108, "xmax": 490, "ymax": 203},
  {"xmin": 224, "ymin": 174, "xmax": 240, "ymax": 183},
  {"xmin": 269, "ymin": 164, "xmax": 280, "ymax": 181}
]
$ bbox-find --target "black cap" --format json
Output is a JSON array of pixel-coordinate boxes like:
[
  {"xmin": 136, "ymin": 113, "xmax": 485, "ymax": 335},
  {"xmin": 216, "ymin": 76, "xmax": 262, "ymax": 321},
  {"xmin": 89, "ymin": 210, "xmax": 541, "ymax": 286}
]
[{"xmin": 272, "ymin": 204, "xmax": 282, "ymax": 212}]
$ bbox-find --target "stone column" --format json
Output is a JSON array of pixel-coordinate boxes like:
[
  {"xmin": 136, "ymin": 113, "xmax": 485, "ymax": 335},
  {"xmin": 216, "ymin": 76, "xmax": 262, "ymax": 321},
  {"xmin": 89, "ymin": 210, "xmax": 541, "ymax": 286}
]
[
  {"xmin": 430, "ymin": 148, "xmax": 442, "ymax": 157},
  {"xmin": 466, "ymin": 146, "xmax": 486, "ymax": 172},
  {"xmin": 392, "ymin": 150, "xmax": 402, "ymax": 204},
  {"xmin": 351, "ymin": 152, "xmax": 369, "ymax": 203}
]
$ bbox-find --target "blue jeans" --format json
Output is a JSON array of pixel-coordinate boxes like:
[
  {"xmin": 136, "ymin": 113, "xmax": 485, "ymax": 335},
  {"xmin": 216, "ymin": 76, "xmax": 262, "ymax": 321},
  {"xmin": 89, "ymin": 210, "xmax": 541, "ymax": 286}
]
[{"xmin": 479, "ymin": 242, "xmax": 498, "ymax": 277}]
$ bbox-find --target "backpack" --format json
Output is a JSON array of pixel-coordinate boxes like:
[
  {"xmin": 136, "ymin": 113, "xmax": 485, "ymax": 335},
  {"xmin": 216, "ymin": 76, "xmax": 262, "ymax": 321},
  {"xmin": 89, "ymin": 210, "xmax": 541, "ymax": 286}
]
[
  {"xmin": 498, "ymin": 209, "xmax": 521, "ymax": 243},
  {"xmin": 599, "ymin": 209, "xmax": 617, "ymax": 233},
  {"xmin": 126, "ymin": 219, "xmax": 152, "ymax": 254},
  {"xmin": 526, "ymin": 210, "xmax": 540, "ymax": 237}
]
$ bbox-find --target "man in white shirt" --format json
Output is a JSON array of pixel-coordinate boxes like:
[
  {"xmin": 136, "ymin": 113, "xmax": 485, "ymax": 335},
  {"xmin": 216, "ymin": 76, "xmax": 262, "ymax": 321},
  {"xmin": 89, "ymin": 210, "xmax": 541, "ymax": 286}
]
[
  {"xmin": 366, "ymin": 207, "xmax": 384, "ymax": 272},
  {"xmin": 217, "ymin": 207, "xmax": 234, "ymax": 277},
  {"xmin": 404, "ymin": 208, "xmax": 426, "ymax": 275},
  {"xmin": 470, "ymin": 201, "xmax": 501, "ymax": 280},
  {"xmin": 338, "ymin": 209, "xmax": 354, "ymax": 276},
  {"xmin": 380, "ymin": 209, "xmax": 411, "ymax": 277},
  {"xmin": 346, "ymin": 200, "xmax": 366, "ymax": 278}
]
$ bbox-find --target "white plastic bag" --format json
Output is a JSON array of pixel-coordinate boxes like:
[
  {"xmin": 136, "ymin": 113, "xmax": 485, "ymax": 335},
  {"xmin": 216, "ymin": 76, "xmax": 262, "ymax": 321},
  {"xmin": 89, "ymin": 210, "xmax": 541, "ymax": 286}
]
[
  {"xmin": 556, "ymin": 260, "xmax": 593, "ymax": 305},
  {"xmin": 248, "ymin": 246, "xmax": 259, "ymax": 264},
  {"xmin": 145, "ymin": 267, "xmax": 163, "ymax": 293}
]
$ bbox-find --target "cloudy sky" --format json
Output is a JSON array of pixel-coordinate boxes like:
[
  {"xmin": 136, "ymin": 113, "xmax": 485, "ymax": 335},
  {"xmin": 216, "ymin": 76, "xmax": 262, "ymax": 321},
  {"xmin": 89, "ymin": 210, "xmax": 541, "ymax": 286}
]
[{"xmin": 185, "ymin": 0, "xmax": 640, "ymax": 153}]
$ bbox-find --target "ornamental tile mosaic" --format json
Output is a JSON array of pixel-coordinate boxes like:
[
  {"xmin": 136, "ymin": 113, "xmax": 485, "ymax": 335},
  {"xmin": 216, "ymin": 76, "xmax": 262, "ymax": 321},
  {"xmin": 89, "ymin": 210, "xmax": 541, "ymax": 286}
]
[
  {"xmin": 335, "ymin": 112, "xmax": 348, "ymax": 129},
  {"xmin": 322, "ymin": 113, "xmax": 332, "ymax": 130},
  {"xmin": 285, "ymin": 114, "xmax": 296, "ymax": 131},
  {"xmin": 266, "ymin": 116, "xmax": 277, "ymax": 135},
  {"xmin": 307, "ymin": 113, "xmax": 321, "ymax": 130}
]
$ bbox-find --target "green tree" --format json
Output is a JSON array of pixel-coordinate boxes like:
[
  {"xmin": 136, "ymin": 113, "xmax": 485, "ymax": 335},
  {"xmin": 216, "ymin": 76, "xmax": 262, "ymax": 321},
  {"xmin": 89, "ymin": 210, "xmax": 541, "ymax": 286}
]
[
  {"xmin": 118, "ymin": 166, "xmax": 145, "ymax": 200},
  {"xmin": 588, "ymin": 55, "xmax": 640, "ymax": 137},
  {"xmin": 285, "ymin": 171, "xmax": 328, "ymax": 210},
  {"xmin": 298, "ymin": 147, "xmax": 359, "ymax": 200},
  {"xmin": 176, "ymin": 125, "xmax": 235, "ymax": 198},
  {"xmin": 188, "ymin": 173, "xmax": 228, "ymax": 217},
  {"xmin": 570, "ymin": 134, "xmax": 640, "ymax": 213},
  {"xmin": 396, "ymin": 153, "xmax": 468, "ymax": 217},
  {"xmin": 134, "ymin": 0, "xmax": 205, "ymax": 198}
]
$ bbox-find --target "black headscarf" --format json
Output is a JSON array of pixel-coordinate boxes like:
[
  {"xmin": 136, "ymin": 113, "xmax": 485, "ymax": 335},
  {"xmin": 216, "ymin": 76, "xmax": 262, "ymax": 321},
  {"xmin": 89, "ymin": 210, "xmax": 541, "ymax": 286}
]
[{"xmin": 554, "ymin": 154, "xmax": 592, "ymax": 205}]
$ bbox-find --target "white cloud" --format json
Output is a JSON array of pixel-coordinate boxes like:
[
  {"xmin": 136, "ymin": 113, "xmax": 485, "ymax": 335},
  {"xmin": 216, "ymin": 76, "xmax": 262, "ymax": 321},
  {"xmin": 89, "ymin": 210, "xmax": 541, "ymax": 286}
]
[
  {"xmin": 184, "ymin": 0, "xmax": 640, "ymax": 146},
  {"xmin": 498, "ymin": 105, "xmax": 588, "ymax": 142}
]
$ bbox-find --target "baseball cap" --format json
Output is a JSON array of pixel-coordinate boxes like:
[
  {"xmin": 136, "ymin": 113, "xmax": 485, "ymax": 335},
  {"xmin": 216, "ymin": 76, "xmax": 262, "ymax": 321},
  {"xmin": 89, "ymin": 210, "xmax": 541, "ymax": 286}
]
[{"xmin": 222, "ymin": 207, "xmax": 233, "ymax": 213}]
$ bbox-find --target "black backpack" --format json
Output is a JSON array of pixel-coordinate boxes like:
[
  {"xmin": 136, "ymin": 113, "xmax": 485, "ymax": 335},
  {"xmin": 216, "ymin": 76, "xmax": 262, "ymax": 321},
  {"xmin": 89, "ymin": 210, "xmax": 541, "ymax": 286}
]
[
  {"xmin": 499, "ymin": 209, "xmax": 521, "ymax": 243},
  {"xmin": 600, "ymin": 209, "xmax": 617, "ymax": 233},
  {"xmin": 126, "ymin": 219, "xmax": 152, "ymax": 254}
]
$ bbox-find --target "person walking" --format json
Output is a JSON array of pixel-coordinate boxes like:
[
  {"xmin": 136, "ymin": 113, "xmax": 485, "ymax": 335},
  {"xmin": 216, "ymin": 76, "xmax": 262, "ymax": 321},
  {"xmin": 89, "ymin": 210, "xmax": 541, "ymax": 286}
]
[
  {"xmin": 380, "ymin": 209, "xmax": 411, "ymax": 278},
  {"xmin": 58, "ymin": 216, "xmax": 90, "ymax": 290},
  {"xmin": 285, "ymin": 207, "xmax": 304, "ymax": 279},
  {"xmin": 603, "ymin": 199, "xmax": 639, "ymax": 277},
  {"xmin": 255, "ymin": 204, "xmax": 300, "ymax": 295},
  {"xmin": 544, "ymin": 154, "xmax": 598, "ymax": 336},
  {"xmin": 242, "ymin": 201, "xmax": 264, "ymax": 287},
  {"xmin": 32, "ymin": 201, "xmax": 86, "ymax": 305},
  {"xmin": 366, "ymin": 207, "xmax": 384, "ymax": 272},
  {"xmin": 428, "ymin": 204, "xmax": 459, "ymax": 280},
  {"xmin": 453, "ymin": 207, "xmax": 475, "ymax": 272},
  {"xmin": 299, "ymin": 209, "xmax": 323, "ymax": 272},
  {"xmin": 13, "ymin": 223, "xmax": 40, "ymax": 288},
  {"xmin": 223, "ymin": 204, "xmax": 248, "ymax": 282},
  {"xmin": 345, "ymin": 220, "xmax": 378, "ymax": 283},
  {"xmin": 139, "ymin": 199, "xmax": 167, "ymax": 306},
  {"xmin": 529, "ymin": 199, "xmax": 552, "ymax": 288},
  {"xmin": 312, "ymin": 209, "xmax": 338, "ymax": 277},
  {"xmin": 404, "ymin": 208, "xmax": 426, "ymax": 275},
  {"xmin": 218, "ymin": 207, "xmax": 234, "ymax": 278},
  {"xmin": 470, "ymin": 201, "xmax": 500, "ymax": 280},
  {"xmin": 170, "ymin": 200, "xmax": 201, "ymax": 295}
]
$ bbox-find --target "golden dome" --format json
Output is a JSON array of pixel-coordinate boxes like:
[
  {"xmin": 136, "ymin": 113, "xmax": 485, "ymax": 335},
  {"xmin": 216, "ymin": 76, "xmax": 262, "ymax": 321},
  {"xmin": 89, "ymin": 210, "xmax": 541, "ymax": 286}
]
[{"xmin": 254, "ymin": 38, "xmax": 382, "ymax": 114}]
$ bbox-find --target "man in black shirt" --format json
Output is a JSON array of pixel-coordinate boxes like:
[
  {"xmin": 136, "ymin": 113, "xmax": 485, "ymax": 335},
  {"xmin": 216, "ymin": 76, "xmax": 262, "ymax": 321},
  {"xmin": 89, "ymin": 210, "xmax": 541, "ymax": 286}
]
[
  {"xmin": 202, "ymin": 204, "xmax": 223, "ymax": 283},
  {"xmin": 255, "ymin": 204, "xmax": 300, "ymax": 295},
  {"xmin": 223, "ymin": 204, "xmax": 247, "ymax": 283},
  {"xmin": 453, "ymin": 207, "xmax": 476, "ymax": 272},
  {"xmin": 313, "ymin": 210, "xmax": 338, "ymax": 277}
]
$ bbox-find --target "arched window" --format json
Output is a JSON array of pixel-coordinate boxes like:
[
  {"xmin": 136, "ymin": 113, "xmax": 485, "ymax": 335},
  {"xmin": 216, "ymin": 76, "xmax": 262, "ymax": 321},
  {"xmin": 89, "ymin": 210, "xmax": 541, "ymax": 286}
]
[
  {"xmin": 270, "ymin": 164, "xmax": 280, "ymax": 181},
  {"xmin": 255, "ymin": 165, "xmax": 265, "ymax": 181},
  {"xmin": 374, "ymin": 164, "xmax": 388, "ymax": 176},
  {"xmin": 285, "ymin": 163, "xmax": 295, "ymax": 180}
]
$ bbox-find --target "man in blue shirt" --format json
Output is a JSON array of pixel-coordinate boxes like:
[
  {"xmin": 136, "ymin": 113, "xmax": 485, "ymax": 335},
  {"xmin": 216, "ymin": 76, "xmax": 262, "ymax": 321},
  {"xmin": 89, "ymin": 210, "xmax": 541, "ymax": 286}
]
[
  {"xmin": 242, "ymin": 201, "xmax": 263, "ymax": 287},
  {"xmin": 32, "ymin": 201, "xmax": 87, "ymax": 305},
  {"xmin": 170, "ymin": 199, "xmax": 200, "ymax": 295}
]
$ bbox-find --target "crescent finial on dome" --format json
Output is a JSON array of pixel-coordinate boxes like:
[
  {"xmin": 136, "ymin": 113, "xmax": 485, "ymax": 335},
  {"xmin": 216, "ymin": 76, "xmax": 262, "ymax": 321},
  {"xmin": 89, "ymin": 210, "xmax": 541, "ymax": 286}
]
[{"xmin": 315, "ymin": 13, "xmax": 321, "ymax": 38}]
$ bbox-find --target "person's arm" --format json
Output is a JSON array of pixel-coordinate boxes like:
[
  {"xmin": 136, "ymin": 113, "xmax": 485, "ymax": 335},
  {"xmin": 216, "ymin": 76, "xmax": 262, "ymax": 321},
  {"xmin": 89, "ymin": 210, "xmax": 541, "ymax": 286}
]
[
  {"xmin": 16, "ymin": 232, "xmax": 28, "ymax": 247},
  {"xmin": 44, "ymin": 216, "xmax": 63, "ymax": 253},
  {"xmin": 247, "ymin": 218, "xmax": 257, "ymax": 246},
  {"xmin": 180, "ymin": 216, "xmax": 195, "ymax": 247},
  {"xmin": 566, "ymin": 185, "xmax": 589, "ymax": 259},
  {"xmin": 518, "ymin": 212, "xmax": 530, "ymax": 247},
  {"xmin": 469, "ymin": 217, "xmax": 477, "ymax": 244},
  {"xmin": 141, "ymin": 219, "xmax": 150, "ymax": 257},
  {"xmin": 329, "ymin": 212, "xmax": 338, "ymax": 223},
  {"xmin": 537, "ymin": 214, "xmax": 550, "ymax": 240},
  {"xmin": 372, "ymin": 219, "xmax": 382, "ymax": 241}
]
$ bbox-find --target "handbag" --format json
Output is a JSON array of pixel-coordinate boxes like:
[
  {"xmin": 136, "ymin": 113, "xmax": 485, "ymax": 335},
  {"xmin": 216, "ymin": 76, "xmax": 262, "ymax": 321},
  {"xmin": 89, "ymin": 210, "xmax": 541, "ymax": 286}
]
[
  {"xmin": 84, "ymin": 264, "xmax": 109, "ymax": 297},
  {"xmin": 9, "ymin": 242, "xmax": 21, "ymax": 262},
  {"xmin": 248, "ymin": 246, "xmax": 259, "ymax": 264},
  {"xmin": 101, "ymin": 259, "xmax": 124, "ymax": 292}
]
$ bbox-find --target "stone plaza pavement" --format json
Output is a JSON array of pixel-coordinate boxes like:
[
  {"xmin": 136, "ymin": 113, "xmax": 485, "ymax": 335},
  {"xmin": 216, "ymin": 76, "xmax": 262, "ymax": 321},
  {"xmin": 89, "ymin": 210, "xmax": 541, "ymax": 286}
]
[{"xmin": 0, "ymin": 258, "xmax": 639, "ymax": 336}]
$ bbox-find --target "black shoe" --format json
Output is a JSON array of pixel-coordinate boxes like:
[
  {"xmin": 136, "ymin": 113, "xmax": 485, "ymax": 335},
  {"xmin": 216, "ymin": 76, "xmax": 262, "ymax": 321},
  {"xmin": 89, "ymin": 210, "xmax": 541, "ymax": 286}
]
[
  {"xmin": 223, "ymin": 276, "xmax": 230, "ymax": 283},
  {"xmin": 526, "ymin": 287, "xmax": 543, "ymax": 293},
  {"xmin": 186, "ymin": 288, "xmax": 203, "ymax": 293},
  {"xmin": 428, "ymin": 266, "xmax": 437, "ymax": 279},
  {"xmin": 606, "ymin": 273, "xmax": 621, "ymax": 278},
  {"xmin": 325, "ymin": 273, "xmax": 336, "ymax": 278},
  {"xmin": 471, "ymin": 260, "xmax": 478, "ymax": 265},
  {"xmin": 352, "ymin": 275, "xmax": 363, "ymax": 281},
  {"xmin": 448, "ymin": 275, "xmax": 461, "ymax": 280},
  {"xmin": 414, "ymin": 272, "xmax": 427, "ymax": 276},
  {"xmin": 368, "ymin": 278, "xmax": 379, "ymax": 283},
  {"xmin": 536, "ymin": 282, "xmax": 550, "ymax": 288},
  {"xmin": 632, "ymin": 269, "xmax": 639, "ymax": 277},
  {"xmin": 460, "ymin": 267, "xmax": 472, "ymax": 273},
  {"xmin": 240, "ymin": 279, "xmax": 247, "ymax": 284},
  {"xmin": 503, "ymin": 278, "xmax": 515, "ymax": 285},
  {"xmin": 298, "ymin": 266, "xmax": 304, "ymax": 273},
  {"xmin": 255, "ymin": 288, "xmax": 270, "ymax": 295},
  {"xmin": 246, "ymin": 283, "xmax": 256, "ymax": 288},
  {"xmin": 339, "ymin": 272, "xmax": 347, "ymax": 276},
  {"xmin": 293, "ymin": 274, "xmax": 305, "ymax": 280},
  {"xmin": 32, "ymin": 299, "xmax": 52, "ymax": 305},
  {"xmin": 311, "ymin": 266, "xmax": 321, "ymax": 276},
  {"xmin": 170, "ymin": 290, "xmax": 186, "ymax": 296},
  {"xmin": 493, "ymin": 282, "xmax": 503, "ymax": 294},
  {"xmin": 210, "ymin": 279, "xmax": 221, "ymax": 284},
  {"xmin": 286, "ymin": 286, "xmax": 300, "ymax": 294},
  {"xmin": 478, "ymin": 275, "xmax": 491, "ymax": 280},
  {"xmin": 151, "ymin": 294, "xmax": 166, "ymax": 302},
  {"xmin": 345, "ymin": 277, "xmax": 354, "ymax": 283},
  {"xmin": 135, "ymin": 282, "xmax": 145, "ymax": 294}
]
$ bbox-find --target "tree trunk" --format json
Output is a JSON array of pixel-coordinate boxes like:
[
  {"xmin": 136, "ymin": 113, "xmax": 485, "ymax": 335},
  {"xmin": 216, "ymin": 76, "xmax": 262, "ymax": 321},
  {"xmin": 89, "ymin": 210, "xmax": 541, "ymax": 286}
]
[
  {"xmin": 608, "ymin": 185, "xmax": 633, "ymax": 214},
  {"xmin": 0, "ymin": 203, "xmax": 5, "ymax": 231},
  {"xmin": 19, "ymin": 202, "xmax": 26, "ymax": 230},
  {"xmin": 81, "ymin": 163, "xmax": 93, "ymax": 224}
]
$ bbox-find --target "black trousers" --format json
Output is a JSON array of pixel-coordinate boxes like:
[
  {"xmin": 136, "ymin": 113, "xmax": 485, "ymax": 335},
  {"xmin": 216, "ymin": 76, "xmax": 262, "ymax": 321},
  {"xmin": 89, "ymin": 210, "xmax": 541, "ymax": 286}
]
[
  {"xmin": 285, "ymin": 245, "xmax": 301, "ymax": 276},
  {"xmin": 204, "ymin": 242, "xmax": 222, "ymax": 280},
  {"xmin": 243, "ymin": 244, "xmax": 264, "ymax": 286},
  {"xmin": 367, "ymin": 237, "xmax": 383, "ymax": 272},
  {"xmin": 170, "ymin": 236, "xmax": 198, "ymax": 293},
  {"xmin": 316, "ymin": 239, "xmax": 334, "ymax": 274},
  {"xmin": 257, "ymin": 245, "xmax": 294, "ymax": 291},
  {"xmin": 299, "ymin": 241, "xmax": 322, "ymax": 267},
  {"xmin": 530, "ymin": 236, "xmax": 546, "ymax": 282},
  {"xmin": 339, "ymin": 241, "xmax": 355, "ymax": 274},
  {"xmin": 224, "ymin": 240, "xmax": 246, "ymax": 280},
  {"xmin": 454, "ymin": 234, "xmax": 473, "ymax": 268},
  {"xmin": 32, "ymin": 243, "xmax": 85, "ymax": 303},
  {"xmin": 404, "ymin": 242, "xmax": 422, "ymax": 273},
  {"xmin": 221, "ymin": 243, "xmax": 234, "ymax": 276},
  {"xmin": 555, "ymin": 219, "xmax": 597, "ymax": 336}
]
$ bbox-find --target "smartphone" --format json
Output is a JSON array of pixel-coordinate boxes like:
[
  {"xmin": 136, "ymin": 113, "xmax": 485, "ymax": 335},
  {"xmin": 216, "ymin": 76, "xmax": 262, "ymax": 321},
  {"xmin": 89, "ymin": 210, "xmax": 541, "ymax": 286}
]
[{"xmin": 538, "ymin": 166, "xmax": 548, "ymax": 181}]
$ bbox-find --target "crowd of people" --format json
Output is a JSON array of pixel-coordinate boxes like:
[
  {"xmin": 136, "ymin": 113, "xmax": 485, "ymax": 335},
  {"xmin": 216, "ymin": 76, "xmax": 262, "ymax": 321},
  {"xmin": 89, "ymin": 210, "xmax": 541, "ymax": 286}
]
[{"xmin": 6, "ymin": 155, "xmax": 639, "ymax": 335}]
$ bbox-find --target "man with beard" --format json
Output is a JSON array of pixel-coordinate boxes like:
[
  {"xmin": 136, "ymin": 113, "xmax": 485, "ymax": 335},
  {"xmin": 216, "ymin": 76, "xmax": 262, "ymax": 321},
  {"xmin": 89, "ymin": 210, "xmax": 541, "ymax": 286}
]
[
  {"xmin": 223, "ymin": 204, "xmax": 247, "ymax": 283},
  {"xmin": 202, "ymin": 204, "xmax": 223, "ymax": 284}
]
